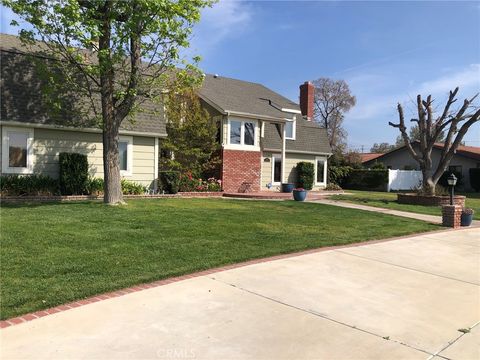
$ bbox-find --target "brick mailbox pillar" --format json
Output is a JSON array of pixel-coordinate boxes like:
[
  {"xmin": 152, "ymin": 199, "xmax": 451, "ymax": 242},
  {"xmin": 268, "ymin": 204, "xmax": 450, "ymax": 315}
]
[{"xmin": 442, "ymin": 205, "xmax": 462, "ymax": 228}]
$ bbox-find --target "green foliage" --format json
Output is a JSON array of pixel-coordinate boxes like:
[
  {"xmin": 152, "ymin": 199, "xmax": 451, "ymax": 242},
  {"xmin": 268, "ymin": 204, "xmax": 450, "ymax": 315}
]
[
  {"xmin": 328, "ymin": 166, "xmax": 352, "ymax": 186},
  {"xmin": 0, "ymin": 174, "xmax": 59, "ymax": 196},
  {"xmin": 121, "ymin": 179, "xmax": 147, "ymax": 195},
  {"xmin": 178, "ymin": 172, "xmax": 222, "ymax": 192},
  {"xmin": 296, "ymin": 162, "xmax": 315, "ymax": 190},
  {"xmin": 343, "ymin": 169, "xmax": 388, "ymax": 191},
  {"xmin": 85, "ymin": 177, "xmax": 104, "ymax": 195},
  {"xmin": 469, "ymin": 168, "xmax": 480, "ymax": 192},
  {"xmin": 59, "ymin": 152, "xmax": 88, "ymax": 195},
  {"xmin": 325, "ymin": 183, "xmax": 343, "ymax": 191},
  {"xmin": 161, "ymin": 91, "xmax": 220, "ymax": 176},
  {"xmin": 159, "ymin": 171, "xmax": 181, "ymax": 194},
  {"xmin": 371, "ymin": 162, "xmax": 386, "ymax": 170}
]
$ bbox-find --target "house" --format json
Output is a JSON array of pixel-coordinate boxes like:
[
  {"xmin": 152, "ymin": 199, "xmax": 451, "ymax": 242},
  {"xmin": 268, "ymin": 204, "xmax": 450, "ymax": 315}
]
[
  {"xmin": 362, "ymin": 142, "xmax": 480, "ymax": 191},
  {"xmin": 1, "ymin": 34, "xmax": 331, "ymax": 192},
  {"xmin": 359, "ymin": 153, "xmax": 383, "ymax": 163},
  {"xmin": 198, "ymin": 76, "xmax": 331, "ymax": 192}
]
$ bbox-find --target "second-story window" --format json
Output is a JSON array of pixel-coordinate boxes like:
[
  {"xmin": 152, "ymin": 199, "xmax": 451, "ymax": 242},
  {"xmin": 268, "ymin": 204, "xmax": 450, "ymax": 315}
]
[
  {"xmin": 229, "ymin": 119, "xmax": 256, "ymax": 146},
  {"xmin": 285, "ymin": 120, "xmax": 295, "ymax": 140}
]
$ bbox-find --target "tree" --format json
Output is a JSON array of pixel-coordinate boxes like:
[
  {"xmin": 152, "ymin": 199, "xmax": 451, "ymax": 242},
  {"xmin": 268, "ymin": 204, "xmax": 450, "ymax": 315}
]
[
  {"xmin": 161, "ymin": 90, "xmax": 219, "ymax": 177},
  {"xmin": 395, "ymin": 125, "xmax": 445, "ymax": 147},
  {"xmin": 312, "ymin": 78, "xmax": 356, "ymax": 152},
  {"xmin": 370, "ymin": 142, "xmax": 395, "ymax": 153},
  {"xmin": 389, "ymin": 87, "xmax": 480, "ymax": 195},
  {"xmin": 4, "ymin": 0, "xmax": 213, "ymax": 204}
]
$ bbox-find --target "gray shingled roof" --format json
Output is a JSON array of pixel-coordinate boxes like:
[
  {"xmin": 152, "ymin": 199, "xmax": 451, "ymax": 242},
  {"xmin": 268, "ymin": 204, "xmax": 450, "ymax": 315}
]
[
  {"xmin": 263, "ymin": 119, "xmax": 331, "ymax": 154},
  {"xmin": 199, "ymin": 74, "xmax": 299, "ymax": 120},
  {"xmin": 0, "ymin": 33, "xmax": 166, "ymax": 135}
]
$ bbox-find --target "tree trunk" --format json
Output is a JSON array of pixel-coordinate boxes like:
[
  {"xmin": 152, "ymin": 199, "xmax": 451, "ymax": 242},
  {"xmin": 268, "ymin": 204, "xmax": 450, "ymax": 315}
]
[
  {"xmin": 421, "ymin": 168, "xmax": 436, "ymax": 196},
  {"xmin": 99, "ymin": 3, "xmax": 123, "ymax": 205}
]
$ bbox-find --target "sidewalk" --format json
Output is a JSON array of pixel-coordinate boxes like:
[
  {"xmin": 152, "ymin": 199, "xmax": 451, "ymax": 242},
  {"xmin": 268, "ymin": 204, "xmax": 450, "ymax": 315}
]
[{"xmin": 310, "ymin": 199, "xmax": 477, "ymax": 225}]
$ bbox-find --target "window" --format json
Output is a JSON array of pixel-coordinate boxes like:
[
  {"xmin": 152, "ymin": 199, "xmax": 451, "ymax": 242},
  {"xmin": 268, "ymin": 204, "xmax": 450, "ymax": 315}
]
[
  {"xmin": 228, "ymin": 119, "xmax": 257, "ymax": 147},
  {"xmin": 118, "ymin": 136, "xmax": 133, "ymax": 176},
  {"xmin": 316, "ymin": 157, "xmax": 326, "ymax": 185},
  {"xmin": 272, "ymin": 155, "xmax": 282, "ymax": 184},
  {"xmin": 2, "ymin": 127, "xmax": 34, "ymax": 174},
  {"xmin": 285, "ymin": 120, "xmax": 295, "ymax": 140}
]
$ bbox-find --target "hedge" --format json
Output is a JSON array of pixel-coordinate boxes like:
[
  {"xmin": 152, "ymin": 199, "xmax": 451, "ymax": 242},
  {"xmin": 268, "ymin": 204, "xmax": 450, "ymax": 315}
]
[
  {"xmin": 159, "ymin": 171, "xmax": 180, "ymax": 194},
  {"xmin": 343, "ymin": 169, "xmax": 388, "ymax": 191},
  {"xmin": 59, "ymin": 152, "xmax": 89, "ymax": 195},
  {"xmin": 470, "ymin": 168, "xmax": 480, "ymax": 192},
  {"xmin": 328, "ymin": 166, "xmax": 352, "ymax": 186},
  {"xmin": 0, "ymin": 174, "xmax": 60, "ymax": 196},
  {"xmin": 296, "ymin": 162, "xmax": 314, "ymax": 190}
]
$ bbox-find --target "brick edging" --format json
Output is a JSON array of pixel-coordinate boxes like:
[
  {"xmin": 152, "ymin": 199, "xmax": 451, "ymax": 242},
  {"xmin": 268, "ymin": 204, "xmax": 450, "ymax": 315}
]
[{"xmin": 0, "ymin": 226, "xmax": 468, "ymax": 330}]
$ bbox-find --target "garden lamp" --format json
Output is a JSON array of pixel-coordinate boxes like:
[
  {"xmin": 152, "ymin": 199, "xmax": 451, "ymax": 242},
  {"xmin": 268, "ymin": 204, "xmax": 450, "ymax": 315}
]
[{"xmin": 447, "ymin": 173, "xmax": 457, "ymax": 205}]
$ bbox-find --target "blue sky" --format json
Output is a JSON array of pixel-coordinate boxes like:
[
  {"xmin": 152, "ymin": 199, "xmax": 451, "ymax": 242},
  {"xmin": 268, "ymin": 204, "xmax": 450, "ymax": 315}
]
[{"xmin": 2, "ymin": 1, "xmax": 479, "ymax": 151}]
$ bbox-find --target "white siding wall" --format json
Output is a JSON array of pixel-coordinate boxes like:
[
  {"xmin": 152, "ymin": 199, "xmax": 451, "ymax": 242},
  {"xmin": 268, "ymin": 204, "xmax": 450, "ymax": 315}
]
[{"xmin": 1, "ymin": 126, "xmax": 157, "ymax": 188}]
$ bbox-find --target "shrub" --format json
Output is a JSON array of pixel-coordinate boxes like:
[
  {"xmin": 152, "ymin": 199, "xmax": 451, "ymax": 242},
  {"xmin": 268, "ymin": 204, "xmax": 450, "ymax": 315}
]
[
  {"xmin": 469, "ymin": 168, "xmax": 480, "ymax": 192},
  {"xmin": 328, "ymin": 166, "xmax": 352, "ymax": 186},
  {"xmin": 59, "ymin": 152, "xmax": 88, "ymax": 195},
  {"xmin": 178, "ymin": 172, "xmax": 222, "ymax": 192},
  {"xmin": 371, "ymin": 162, "xmax": 386, "ymax": 170},
  {"xmin": 296, "ymin": 162, "xmax": 315, "ymax": 190},
  {"xmin": 343, "ymin": 169, "xmax": 388, "ymax": 191},
  {"xmin": 0, "ymin": 174, "xmax": 60, "ymax": 196},
  {"xmin": 86, "ymin": 177, "xmax": 104, "ymax": 195},
  {"xmin": 159, "ymin": 171, "xmax": 180, "ymax": 194},
  {"xmin": 121, "ymin": 179, "xmax": 147, "ymax": 195},
  {"xmin": 325, "ymin": 183, "xmax": 342, "ymax": 191}
]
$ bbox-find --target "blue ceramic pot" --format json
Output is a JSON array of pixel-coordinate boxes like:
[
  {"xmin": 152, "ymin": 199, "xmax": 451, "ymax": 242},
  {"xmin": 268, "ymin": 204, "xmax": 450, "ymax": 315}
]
[
  {"xmin": 461, "ymin": 213, "xmax": 473, "ymax": 226},
  {"xmin": 281, "ymin": 183, "xmax": 294, "ymax": 193},
  {"xmin": 293, "ymin": 190, "xmax": 307, "ymax": 201}
]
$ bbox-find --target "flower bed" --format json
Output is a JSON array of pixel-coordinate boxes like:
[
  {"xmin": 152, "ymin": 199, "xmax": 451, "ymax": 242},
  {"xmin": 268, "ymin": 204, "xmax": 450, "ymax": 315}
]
[{"xmin": 397, "ymin": 193, "xmax": 465, "ymax": 207}]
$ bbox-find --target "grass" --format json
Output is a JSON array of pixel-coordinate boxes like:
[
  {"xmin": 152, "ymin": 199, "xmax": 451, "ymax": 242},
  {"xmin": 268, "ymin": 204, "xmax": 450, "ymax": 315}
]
[
  {"xmin": 0, "ymin": 198, "xmax": 440, "ymax": 319},
  {"xmin": 330, "ymin": 190, "xmax": 480, "ymax": 219}
]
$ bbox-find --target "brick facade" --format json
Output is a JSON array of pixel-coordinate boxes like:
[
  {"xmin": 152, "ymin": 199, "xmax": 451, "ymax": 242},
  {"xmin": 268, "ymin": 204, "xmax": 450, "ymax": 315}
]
[
  {"xmin": 221, "ymin": 149, "xmax": 261, "ymax": 192},
  {"xmin": 442, "ymin": 205, "xmax": 462, "ymax": 228}
]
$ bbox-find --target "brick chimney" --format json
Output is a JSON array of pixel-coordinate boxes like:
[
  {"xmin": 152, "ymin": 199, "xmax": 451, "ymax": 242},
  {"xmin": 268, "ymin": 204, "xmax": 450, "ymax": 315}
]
[{"xmin": 299, "ymin": 81, "xmax": 315, "ymax": 120}]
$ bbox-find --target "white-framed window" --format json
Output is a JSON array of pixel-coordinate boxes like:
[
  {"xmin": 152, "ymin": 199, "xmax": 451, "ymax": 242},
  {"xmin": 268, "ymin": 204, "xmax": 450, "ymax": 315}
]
[
  {"xmin": 119, "ymin": 135, "xmax": 133, "ymax": 176},
  {"xmin": 315, "ymin": 157, "xmax": 327, "ymax": 185},
  {"xmin": 1, "ymin": 126, "xmax": 34, "ymax": 174},
  {"xmin": 271, "ymin": 154, "xmax": 282, "ymax": 185},
  {"xmin": 228, "ymin": 119, "xmax": 257, "ymax": 147},
  {"xmin": 285, "ymin": 120, "xmax": 296, "ymax": 140}
]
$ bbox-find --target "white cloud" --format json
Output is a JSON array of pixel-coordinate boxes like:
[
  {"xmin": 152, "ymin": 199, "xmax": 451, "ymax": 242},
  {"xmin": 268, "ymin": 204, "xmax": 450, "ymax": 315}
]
[{"xmin": 188, "ymin": 0, "xmax": 253, "ymax": 58}]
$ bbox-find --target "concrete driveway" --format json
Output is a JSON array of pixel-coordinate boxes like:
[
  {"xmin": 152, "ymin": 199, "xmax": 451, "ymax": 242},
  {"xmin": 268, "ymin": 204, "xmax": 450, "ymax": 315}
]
[{"xmin": 1, "ymin": 228, "xmax": 479, "ymax": 360}]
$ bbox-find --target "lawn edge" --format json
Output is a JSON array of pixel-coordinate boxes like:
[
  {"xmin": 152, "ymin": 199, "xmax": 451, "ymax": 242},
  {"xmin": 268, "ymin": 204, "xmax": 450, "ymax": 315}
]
[{"xmin": 0, "ymin": 225, "xmax": 470, "ymax": 329}]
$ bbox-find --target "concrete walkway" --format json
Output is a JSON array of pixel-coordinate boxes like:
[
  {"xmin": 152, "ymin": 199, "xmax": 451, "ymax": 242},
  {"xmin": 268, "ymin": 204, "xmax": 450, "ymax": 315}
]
[
  {"xmin": 311, "ymin": 199, "xmax": 443, "ymax": 224},
  {"xmin": 1, "ymin": 227, "xmax": 479, "ymax": 360}
]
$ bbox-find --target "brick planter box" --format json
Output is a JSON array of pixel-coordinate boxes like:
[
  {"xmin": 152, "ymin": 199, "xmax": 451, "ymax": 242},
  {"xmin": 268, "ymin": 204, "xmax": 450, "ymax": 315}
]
[
  {"xmin": 0, "ymin": 192, "xmax": 223, "ymax": 204},
  {"xmin": 397, "ymin": 193, "xmax": 465, "ymax": 207}
]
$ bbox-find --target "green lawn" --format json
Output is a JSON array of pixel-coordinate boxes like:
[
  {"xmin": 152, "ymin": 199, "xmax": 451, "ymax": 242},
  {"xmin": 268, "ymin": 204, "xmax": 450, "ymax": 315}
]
[
  {"xmin": 330, "ymin": 190, "xmax": 480, "ymax": 219},
  {"xmin": 1, "ymin": 198, "xmax": 439, "ymax": 319}
]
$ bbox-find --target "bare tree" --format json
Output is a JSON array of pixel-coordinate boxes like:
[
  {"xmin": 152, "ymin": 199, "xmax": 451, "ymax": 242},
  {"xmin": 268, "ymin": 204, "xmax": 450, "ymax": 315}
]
[
  {"xmin": 313, "ymin": 78, "xmax": 356, "ymax": 152},
  {"xmin": 389, "ymin": 87, "xmax": 480, "ymax": 195}
]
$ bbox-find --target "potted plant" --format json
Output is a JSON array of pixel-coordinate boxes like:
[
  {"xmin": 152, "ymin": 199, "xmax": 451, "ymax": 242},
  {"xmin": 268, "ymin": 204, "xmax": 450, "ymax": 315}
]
[
  {"xmin": 281, "ymin": 183, "xmax": 294, "ymax": 193},
  {"xmin": 293, "ymin": 187, "xmax": 307, "ymax": 201},
  {"xmin": 461, "ymin": 208, "xmax": 474, "ymax": 227}
]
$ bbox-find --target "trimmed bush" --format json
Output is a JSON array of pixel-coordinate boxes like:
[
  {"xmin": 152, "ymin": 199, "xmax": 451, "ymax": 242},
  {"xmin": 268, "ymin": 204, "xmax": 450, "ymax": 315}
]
[
  {"xmin": 328, "ymin": 166, "xmax": 352, "ymax": 186},
  {"xmin": 0, "ymin": 174, "xmax": 60, "ymax": 196},
  {"xmin": 469, "ymin": 168, "xmax": 480, "ymax": 192},
  {"xmin": 121, "ymin": 179, "xmax": 147, "ymax": 195},
  {"xmin": 59, "ymin": 152, "xmax": 88, "ymax": 195},
  {"xmin": 159, "ymin": 171, "xmax": 180, "ymax": 194},
  {"xmin": 343, "ymin": 169, "xmax": 388, "ymax": 191},
  {"xmin": 296, "ymin": 162, "xmax": 315, "ymax": 190}
]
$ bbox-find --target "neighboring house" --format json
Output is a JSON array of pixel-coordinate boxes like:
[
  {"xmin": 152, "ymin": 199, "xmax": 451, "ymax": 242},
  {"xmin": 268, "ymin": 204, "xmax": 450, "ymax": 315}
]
[
  {"xmin": 199, "ymin": 77, "xmax": 331, "ymax": 192},
  {"xmin": 362, "ymin": 142, "xmax": 480, "ymax": 191},
  {"xmin": 1, "ymin": 34, "xmax": 331, "ymax": 192}
]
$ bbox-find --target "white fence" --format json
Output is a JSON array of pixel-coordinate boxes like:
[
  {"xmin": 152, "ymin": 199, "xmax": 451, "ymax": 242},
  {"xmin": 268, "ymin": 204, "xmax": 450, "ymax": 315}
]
[{"xmin": 387, "ymin": 170, "xmax": 422, "ymax": 192}]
